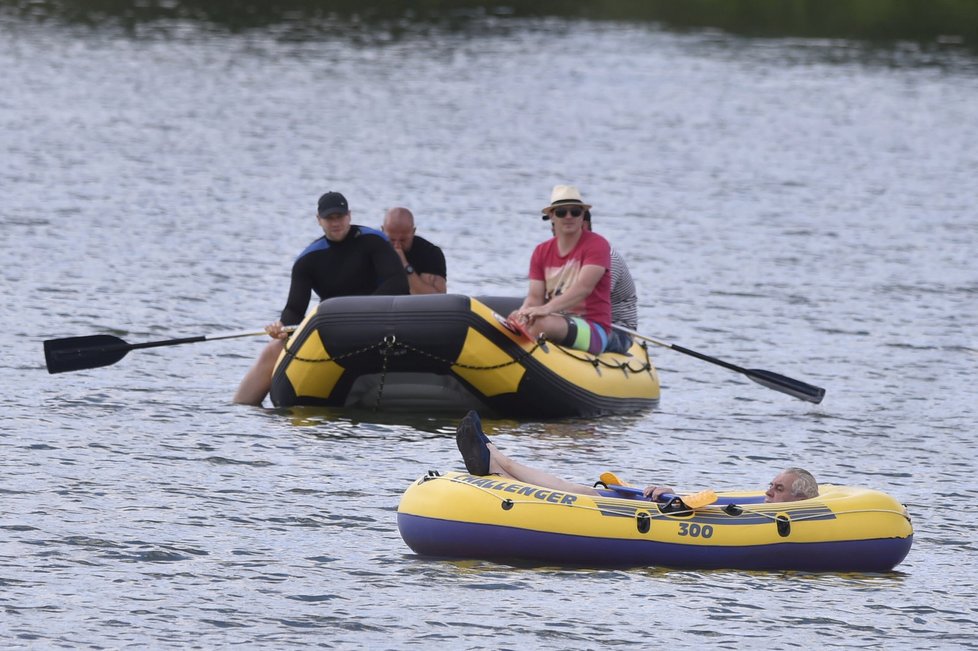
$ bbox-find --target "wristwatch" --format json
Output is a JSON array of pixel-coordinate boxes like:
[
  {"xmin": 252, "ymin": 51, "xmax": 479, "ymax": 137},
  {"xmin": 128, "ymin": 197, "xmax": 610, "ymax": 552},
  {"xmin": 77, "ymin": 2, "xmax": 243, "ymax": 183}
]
[{"xmin": 404, "ymin": 264, "xmax": 415, "ymax": 275}]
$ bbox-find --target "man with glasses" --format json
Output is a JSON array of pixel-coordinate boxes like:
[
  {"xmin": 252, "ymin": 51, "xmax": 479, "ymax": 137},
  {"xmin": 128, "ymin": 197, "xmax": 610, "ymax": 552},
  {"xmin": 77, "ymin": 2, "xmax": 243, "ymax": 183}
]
[
  {"xmin": 234, "ymin": 191, "xmax": 409, "ymax": 405},
  {"xmin": 547, "ymin": 209, "xmax": 638, "ymax": 355},
  {"xmin": 508, "ymin": 185, "xmax": 612, "ymax": 354}
]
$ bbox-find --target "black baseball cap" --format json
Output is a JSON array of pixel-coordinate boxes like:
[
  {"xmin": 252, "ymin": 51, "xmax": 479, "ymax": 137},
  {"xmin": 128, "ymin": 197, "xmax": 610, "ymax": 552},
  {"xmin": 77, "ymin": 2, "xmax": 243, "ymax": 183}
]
[{"xmin": 317, "ymin": 191, "xmax": 349, "ymax": 217}]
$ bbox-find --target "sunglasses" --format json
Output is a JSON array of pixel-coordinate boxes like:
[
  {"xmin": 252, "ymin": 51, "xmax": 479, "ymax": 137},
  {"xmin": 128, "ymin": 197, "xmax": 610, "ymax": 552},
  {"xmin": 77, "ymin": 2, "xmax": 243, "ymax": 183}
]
[{"xmin": 552, "ymin": 207, "xmax": 584, "ymax": 219}]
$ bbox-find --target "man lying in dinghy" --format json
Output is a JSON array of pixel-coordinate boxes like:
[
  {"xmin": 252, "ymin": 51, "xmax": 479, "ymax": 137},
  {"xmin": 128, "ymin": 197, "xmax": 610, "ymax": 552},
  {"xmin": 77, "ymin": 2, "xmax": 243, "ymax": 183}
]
[{"xmin": 455, "ymin": 411, "xmax": 818, "ymax": 504}]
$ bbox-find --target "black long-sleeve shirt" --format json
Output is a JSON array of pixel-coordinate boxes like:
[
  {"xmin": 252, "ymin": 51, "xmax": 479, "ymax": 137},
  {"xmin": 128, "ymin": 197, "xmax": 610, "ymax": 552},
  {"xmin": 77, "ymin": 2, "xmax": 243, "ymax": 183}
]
[{"xmin": 280, "ymin": 225, "xmax": 409, "ymax": 325}]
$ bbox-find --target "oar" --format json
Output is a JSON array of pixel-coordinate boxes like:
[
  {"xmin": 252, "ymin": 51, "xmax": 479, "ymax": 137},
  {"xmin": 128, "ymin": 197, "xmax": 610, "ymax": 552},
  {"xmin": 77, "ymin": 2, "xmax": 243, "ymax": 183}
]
[
  {"xmin": 600, "ymin": 483, "xmax": 718, "ymax": 509},
  {"xmin": 43, "ymin": 328, "xmax": 290, "ymax": 374},
  {"xmin": 612, "ymin": 325, "xmax": 825, "ymax": 404},
  {"xmin": 597, "ymin": 472, "xmax": 717, "ymax": 509}
]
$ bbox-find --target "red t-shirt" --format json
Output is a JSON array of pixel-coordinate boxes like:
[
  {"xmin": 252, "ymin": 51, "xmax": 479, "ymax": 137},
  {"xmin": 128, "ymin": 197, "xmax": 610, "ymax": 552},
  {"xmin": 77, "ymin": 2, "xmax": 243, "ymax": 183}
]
[{"xmin": 528, "ymin": 229, "xmax": 612, "ymax": 331}]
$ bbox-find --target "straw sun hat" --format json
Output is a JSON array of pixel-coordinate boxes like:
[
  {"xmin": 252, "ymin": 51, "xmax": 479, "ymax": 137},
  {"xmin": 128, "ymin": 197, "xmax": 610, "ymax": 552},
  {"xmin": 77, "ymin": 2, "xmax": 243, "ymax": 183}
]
[{"xmin": 540, "ymin": 184, "xmax": 591, "ymax": 219}]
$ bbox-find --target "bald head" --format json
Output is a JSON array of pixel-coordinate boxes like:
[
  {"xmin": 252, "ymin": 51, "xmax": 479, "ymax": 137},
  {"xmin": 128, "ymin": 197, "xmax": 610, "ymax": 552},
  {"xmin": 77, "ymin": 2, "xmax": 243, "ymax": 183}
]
[
  {"xmin": 384, "ymin": 207, "xmax": 415, "ymax": 229},
  {"xmin": 383, "ymin": 207, "xmax": 417, "ymax": 251}
]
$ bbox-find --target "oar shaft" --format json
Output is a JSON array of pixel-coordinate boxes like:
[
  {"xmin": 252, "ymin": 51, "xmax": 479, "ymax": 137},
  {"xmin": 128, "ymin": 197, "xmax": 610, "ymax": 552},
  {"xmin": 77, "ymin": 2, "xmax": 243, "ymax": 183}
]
[
  {"xmin": 669, "ymin": 343, "xmax": 746, "ymax": 375},
  {"xmin": 611, "ymin": 324, "xmax": 824, "ymax": 403},
  {"xmin": 127, "ymin": 330, "xmax": 281, "ymax": 350},
  {"xmin": 43, "ymin": 327, "xmax": 294, "ymax": 374},
  {"xmin": 129, "ymin": 336, "xmax": 206, "ymax": 351}
]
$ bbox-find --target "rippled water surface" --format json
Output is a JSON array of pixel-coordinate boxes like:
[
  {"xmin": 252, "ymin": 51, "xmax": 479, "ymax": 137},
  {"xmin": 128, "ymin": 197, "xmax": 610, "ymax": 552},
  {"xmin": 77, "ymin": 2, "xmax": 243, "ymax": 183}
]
[{"xmin": 2, "ymin": 10, "xmax": 977, "ymax": 649}]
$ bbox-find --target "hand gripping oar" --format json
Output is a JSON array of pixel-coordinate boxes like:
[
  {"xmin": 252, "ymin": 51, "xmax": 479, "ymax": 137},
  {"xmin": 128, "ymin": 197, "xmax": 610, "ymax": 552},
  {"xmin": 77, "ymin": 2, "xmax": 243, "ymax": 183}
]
[
  {"xmin": 612, "ymin": 325, "xmax": 825, "ymax": 404},
  {"xmin": 43, "ymin": 328, "xmax": 293, "ymax": 374}
]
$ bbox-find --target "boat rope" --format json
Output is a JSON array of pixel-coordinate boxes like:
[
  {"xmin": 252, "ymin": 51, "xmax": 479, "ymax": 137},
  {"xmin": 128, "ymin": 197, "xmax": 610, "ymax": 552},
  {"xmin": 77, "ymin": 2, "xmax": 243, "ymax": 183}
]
[
  {"xmin": 282, "ymin": 339, "xmax": 387, "ymax": 364},
  {"xmin": 281, "ymin": 333, "xmax": 651, "ymax": 374},
  {"xmin": 555, "ymin": 341, "xmax": 654, "ymax": 374},
  {"xmin": 373, "ymin": 335, "xmax": 396, "ymax": 410},
  {"xmin": 736, "ymin": 507, "xmax": 911, "ymax": 523}
]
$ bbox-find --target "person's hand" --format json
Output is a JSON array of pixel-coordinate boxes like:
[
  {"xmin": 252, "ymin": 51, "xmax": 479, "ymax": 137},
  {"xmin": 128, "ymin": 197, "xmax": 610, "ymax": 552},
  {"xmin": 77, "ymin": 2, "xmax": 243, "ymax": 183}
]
[
  {"xmin": 515, "ymin": 306, "xmax": 548, "ymax": 325},
  {"xmin": 391, "ymin": 241, "xmax": 408, "ymax": 264},
  {"xmin": 508, "ymin": 309, "xmax": 528, "ymax": 325},
  {"xmin": 643, "ymin": 485, "xmax": 675, "ymax": 500},
  {"xmin": 265, "ymin": 321, "xmax": 289, "ymax": 340}
]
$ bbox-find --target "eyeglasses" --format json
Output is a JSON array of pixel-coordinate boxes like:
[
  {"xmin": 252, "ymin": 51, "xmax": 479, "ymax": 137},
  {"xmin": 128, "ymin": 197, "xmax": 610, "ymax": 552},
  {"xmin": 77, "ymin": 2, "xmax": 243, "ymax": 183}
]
[{"xmin": 552, "ymin": 207, "xmax": 584, "ymax": 219}]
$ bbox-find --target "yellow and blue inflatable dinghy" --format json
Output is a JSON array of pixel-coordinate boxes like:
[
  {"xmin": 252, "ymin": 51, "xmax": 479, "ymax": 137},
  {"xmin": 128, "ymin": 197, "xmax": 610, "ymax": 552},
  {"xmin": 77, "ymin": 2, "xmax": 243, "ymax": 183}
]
[{"xmin": 397, "ymin": 471, "xmax": 913, "ymax": 572}]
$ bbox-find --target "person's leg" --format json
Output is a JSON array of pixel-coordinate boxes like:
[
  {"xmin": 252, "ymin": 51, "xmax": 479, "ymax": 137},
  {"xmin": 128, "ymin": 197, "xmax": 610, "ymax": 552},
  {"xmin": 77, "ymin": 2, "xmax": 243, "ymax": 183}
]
[
  {"xmin": 233, "ymin": 339, "xmax": 285, "ymax": 405},
  {"xmin": 604, "ymin": 328, "xmax": 633, "ymax": 354},
  {"xmin": 535, "ymin": 315, "xmax": 608, "ymax": 355},
  {"xmin": 488, "ymin": 444, "xmax": 598, "ymax": 495},
  {"xmin": 455, "ymin": 411, "xmax": 598, "ymax": 495},
  {"xmin": 526, "ymin": 313, "xmax": 569, "ymax": 342}
]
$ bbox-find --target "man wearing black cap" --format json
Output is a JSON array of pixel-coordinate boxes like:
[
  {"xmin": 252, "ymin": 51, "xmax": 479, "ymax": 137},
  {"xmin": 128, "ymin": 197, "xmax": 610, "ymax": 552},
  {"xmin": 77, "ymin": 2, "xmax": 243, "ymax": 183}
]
[{"xmin": 234, "ymin": 191, "xmax": 409, "ymax": 405}]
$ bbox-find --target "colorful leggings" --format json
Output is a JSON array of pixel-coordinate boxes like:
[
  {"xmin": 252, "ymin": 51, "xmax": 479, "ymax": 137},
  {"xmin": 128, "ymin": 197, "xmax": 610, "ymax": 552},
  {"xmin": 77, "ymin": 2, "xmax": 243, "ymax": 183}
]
[{"xmin": 559, "ymin": 315, "xmax": 609, "ymax": 355}]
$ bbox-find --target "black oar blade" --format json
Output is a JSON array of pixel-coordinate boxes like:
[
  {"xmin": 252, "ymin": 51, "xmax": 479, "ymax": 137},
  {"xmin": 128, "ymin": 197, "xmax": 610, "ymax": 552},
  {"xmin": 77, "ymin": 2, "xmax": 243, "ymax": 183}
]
[
  {"xmin": 44, "ymin": 335, "xmax": 132, "ymax": 374},
  {"xmin": 744, "ymin": 368, "xmax": 825, "ymax": 404}
]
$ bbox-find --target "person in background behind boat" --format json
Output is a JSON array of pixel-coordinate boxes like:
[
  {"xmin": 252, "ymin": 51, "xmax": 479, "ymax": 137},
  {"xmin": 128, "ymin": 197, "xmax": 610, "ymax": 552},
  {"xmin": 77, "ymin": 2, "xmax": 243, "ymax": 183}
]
[
  {"xmin": 585, "ymin": 210, "xmax": 637, "ymax": 353},
  {"xmin": 233, "ymin": 191, "xmax": 410, "ymax": 406},
  {"xmin": 454, "ymin": 410, "xmax": 819, "ymax": 503},
  {"xmin": 381, "ymin": 207, "xmax": 447, "ymax": 294},
  {"xmin": 508, "ymin": 185, "xmax": 612, "ymax": 354}
]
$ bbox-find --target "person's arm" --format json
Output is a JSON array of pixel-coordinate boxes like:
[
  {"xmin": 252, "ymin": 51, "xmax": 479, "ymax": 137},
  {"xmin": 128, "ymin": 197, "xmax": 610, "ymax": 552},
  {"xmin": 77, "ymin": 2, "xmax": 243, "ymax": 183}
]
[
  {"xmin": 409, "ymin": 271, "xmax": 446, "ymax": 294},
  {"xmin": 510, "ymin": 279, "xmax": 547, "ymax": 321},
  {"xmin": 527, "ymin": 264, "xmax": 604, "ymax": 317},
  {"xmin": 369, "ymin": 237, "xmax": 410, "ymax": 295},
  {"xmin": 280, "ymin": 259, "xmax": 314, "ymax": 326},
  {"xmin": 402, "ymin": 241, "xmax": 447, "ymax": 295}
]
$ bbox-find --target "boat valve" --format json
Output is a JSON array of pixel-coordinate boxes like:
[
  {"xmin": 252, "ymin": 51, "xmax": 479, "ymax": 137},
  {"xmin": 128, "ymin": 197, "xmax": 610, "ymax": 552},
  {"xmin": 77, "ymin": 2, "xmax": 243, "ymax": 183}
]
[
  {"xmin": 636, "ymin": 512, "xmax": 651, "ymax": 534},
  {"xmin": 776, "ymin": 514, "xmax": 791, "ymax": 537}
]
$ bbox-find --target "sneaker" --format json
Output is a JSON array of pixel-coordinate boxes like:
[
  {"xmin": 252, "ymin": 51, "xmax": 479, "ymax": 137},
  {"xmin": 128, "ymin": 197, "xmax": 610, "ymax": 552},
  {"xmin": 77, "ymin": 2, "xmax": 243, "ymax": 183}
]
[
  {"xmin": 466, "ymin": 410, "xmax": 492, "ymax": 446},
  {"xmin": 456, "ymin": 410, "xmax": 490, "ymax": 476}
]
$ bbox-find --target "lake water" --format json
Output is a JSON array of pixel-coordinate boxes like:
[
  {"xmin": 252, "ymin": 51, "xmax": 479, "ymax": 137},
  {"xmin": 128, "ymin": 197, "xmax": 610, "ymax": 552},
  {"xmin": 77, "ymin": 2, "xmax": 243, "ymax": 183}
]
[{"xmin": 2, "ymin": 6, "xmax": 977, "ymax": 649}]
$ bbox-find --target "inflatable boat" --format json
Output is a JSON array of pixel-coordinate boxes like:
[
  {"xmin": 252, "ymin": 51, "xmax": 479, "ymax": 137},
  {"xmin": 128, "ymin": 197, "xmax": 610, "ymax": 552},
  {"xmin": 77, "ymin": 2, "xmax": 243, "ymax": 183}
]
[
  {"xmin": 269, "ymin": 294, "xmax": 659, "ymax": 417},
  {"xmin": 396, "ymin": 471, "xmax": 913, "ymax": 572}
]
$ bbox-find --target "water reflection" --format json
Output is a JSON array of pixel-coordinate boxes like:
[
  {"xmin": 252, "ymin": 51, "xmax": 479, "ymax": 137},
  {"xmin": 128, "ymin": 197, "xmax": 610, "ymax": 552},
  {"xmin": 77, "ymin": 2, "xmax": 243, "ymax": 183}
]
[{"xmin": 2, "ymin": 0, "xmax": 975, "ymax": 54}]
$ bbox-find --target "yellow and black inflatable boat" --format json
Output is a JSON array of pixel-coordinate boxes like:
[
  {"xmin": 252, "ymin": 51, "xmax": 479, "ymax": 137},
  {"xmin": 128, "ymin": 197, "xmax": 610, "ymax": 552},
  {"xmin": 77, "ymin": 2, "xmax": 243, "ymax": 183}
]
[
  {"xmin": 397, "ymin": 471, "xmax": 913, "ymax": 572},
  {"xmin": 269, "ymin": 294, "xmax": 659, "ymax": 417}
]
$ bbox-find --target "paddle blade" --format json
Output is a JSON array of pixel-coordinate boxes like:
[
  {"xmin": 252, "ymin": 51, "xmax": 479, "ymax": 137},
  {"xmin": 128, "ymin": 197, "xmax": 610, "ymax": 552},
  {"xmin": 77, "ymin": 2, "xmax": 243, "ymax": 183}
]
[
  {"xmin": 681, "ymin": 489, "xmax": 718, "ymax": 509},
  {"xmin": 599, "ymin": 471, "xmax": 629, "ymax": 487},
  {"xmin": 505, "ymin": 316, "xmax": 534, "ymax": 341},
  {"xmin": 744, "ymin": 368, "xmax": 825, "ymax": 404},
  {"xmin": 504, "ymin": 317, "xmax": 550, "ymax": 353},
  {"xmin": 44, "ymin": 335, "xmax": 131, "ymax": 374}
]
